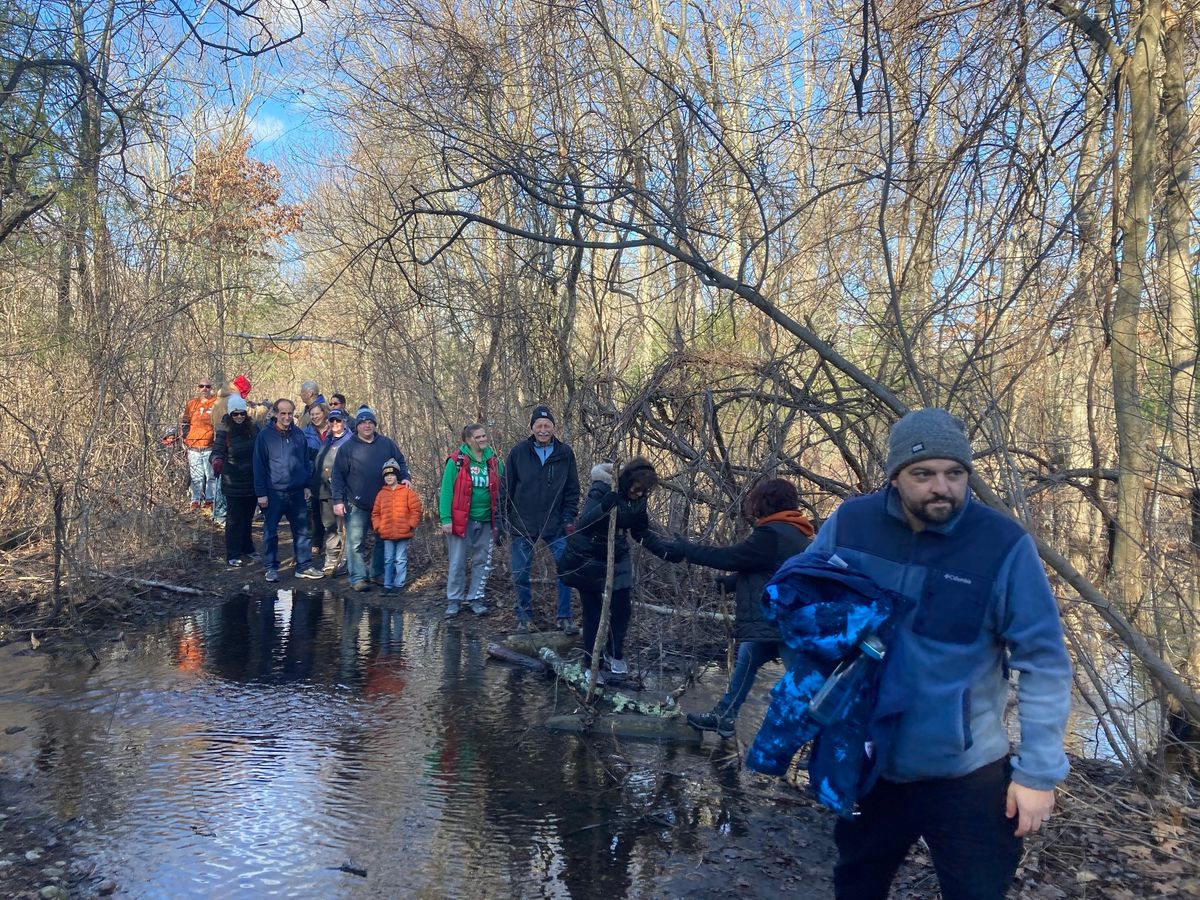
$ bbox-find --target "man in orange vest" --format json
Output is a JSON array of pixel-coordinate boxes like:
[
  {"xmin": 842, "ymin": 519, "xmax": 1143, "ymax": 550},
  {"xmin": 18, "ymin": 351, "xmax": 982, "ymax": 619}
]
[{"xmin": 180, "ymin": 379, "xmax": 217, "ymax": 510}]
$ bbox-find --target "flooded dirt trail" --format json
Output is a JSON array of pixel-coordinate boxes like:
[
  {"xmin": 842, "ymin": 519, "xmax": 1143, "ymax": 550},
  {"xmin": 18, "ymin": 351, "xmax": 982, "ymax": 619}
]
[{"xmin": 0, "ymin": 590, "xmax": 836, "ymax": 898}]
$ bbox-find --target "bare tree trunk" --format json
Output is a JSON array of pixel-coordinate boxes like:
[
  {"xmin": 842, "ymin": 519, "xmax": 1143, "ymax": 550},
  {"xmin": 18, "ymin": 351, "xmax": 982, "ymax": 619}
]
[
  {"xmin": 1160, "ymin": 3, "xmax": 1196, "ymax": 477},
  {"xmin": 1109, "ymin": 0, "xmax": 1162, "ymax": 618},
  {"xmin": 1159, "ymin": 1, "xmax": 1199, "ymax": 684}
]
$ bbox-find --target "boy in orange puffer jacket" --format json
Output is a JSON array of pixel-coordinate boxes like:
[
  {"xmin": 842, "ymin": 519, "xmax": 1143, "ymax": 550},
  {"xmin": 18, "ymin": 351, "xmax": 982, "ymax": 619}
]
[{"xmin": 371, "ymin": 458, "xmax": 423, "ymax": 593}]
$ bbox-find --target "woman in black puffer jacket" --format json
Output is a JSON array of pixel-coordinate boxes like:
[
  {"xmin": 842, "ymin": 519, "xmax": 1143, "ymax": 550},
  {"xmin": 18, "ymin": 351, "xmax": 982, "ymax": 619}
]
[
  {"xmin": 211, "ymin": 395, "xmax": 260, "ymax": 567},
  {"xmin": 558, "ymin": 457, "xmax": 660, "ymax": 677}
]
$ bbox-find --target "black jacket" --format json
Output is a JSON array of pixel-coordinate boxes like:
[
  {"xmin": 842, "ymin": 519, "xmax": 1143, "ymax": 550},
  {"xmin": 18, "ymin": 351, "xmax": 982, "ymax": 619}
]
[
  {"xmin": 211, "ymin": 417, "xmax": 260, "ymax": 498},
  {"xmin": 676, "ymin": 515, "xmax": 813, "ymax": 642},
  {"xmin": 558, "ymin": 480, "xmax": 648, "ymax": 593},
  {"xmin": 502, "ymin": 437, "xmax": 580, "ymax": 541}
]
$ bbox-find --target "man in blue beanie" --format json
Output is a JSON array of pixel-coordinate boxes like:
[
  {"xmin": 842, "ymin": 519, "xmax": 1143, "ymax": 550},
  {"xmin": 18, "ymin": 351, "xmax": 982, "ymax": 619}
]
[
  {"xmin": 331, "ymin": 406, "xmax": 410, "ymax": 592},
  {"xmin": 805, "ymin": 408, "xmax": 1072, "ymax": 900}
]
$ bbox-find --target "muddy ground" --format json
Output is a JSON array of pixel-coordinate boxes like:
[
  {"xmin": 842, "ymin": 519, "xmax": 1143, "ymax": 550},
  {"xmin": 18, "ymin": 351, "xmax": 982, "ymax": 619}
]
[{"xmin": 1, "ymin": 510, "xmax": 1198, "ymax": 898}]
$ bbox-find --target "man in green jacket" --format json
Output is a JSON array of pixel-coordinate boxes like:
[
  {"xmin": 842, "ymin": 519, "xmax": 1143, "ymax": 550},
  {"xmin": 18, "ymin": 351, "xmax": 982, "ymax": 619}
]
[{"xmin": 439, "ymin": 423, "xmax": 503, "ymax": 617}]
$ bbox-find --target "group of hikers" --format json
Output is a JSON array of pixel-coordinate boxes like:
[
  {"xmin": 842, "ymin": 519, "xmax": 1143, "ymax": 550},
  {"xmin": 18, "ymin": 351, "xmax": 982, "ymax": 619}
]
[{"xmin": 181, "ymin": 379, "xmax": 1072, "ymax": 900}]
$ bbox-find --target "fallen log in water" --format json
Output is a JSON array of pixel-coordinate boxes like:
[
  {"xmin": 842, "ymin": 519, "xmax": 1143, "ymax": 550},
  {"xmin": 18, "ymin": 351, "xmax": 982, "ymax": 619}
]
[
  {"xmin": 486, "ymin": 642, "xmax": 550, "ymax": 671},
  {"xmin": 538, "ymin": 648, "xmax": 680, "ymax": 717},
  {"xmin": 545, "ymin": 713, "xmax": 702, "ymax": 744},
  {"xmin": 502, "ymin": 630, "xmax": 576, "ymax": 657}
]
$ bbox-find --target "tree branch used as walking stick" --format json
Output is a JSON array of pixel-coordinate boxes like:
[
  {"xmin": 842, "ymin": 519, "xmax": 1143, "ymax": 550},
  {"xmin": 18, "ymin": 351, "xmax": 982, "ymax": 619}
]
[{"xmin": 587, "ymin": 461, "xmax": 621, "ymax": 702}]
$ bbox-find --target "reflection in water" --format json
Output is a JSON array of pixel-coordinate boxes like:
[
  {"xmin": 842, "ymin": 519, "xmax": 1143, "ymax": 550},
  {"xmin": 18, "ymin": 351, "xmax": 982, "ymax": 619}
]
[{"xmin": 1, "ymin": 593, "xmax": 781, "ymax": 896}]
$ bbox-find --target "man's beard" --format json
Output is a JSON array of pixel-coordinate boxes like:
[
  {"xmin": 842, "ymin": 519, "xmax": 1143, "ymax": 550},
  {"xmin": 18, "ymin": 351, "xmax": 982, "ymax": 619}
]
[{"xmin": 906, "ymin": 495, "xmax": 962, "ymax": 524}]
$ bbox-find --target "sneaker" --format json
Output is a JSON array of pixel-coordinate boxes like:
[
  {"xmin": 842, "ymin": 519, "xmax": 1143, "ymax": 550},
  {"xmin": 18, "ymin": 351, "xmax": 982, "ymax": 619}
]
[
  {"xmin": 515, "ymin": 619, "xmax": 531, "ymax": 634},
  {"xmin": 227, "ymin": 558, "xmax": 243, "ymax": 568},
  {"xmin": 264, "ymin": 569, "xmax": 280, "ymax": 583},
  {"xmin": 332, "ymin": 562, "xmax": 348, "ymax": 577},
  {"xmin": 189, "ymin": 501, "xmax": 201, "ymax": 511},
  {"xmin": 470, "ymin": 600, "xmax": 488, "ymax": 616},
  {"xmin": 202, "ymin": 500, "xmax": 213, "ymax": 510},
  {"xmin": 351, "ymin": 580, "xmax": 372, "ymax": 593},
  {"xmin": 583, "ymin": 668, "xmax": 606, "ymax": 687},
  {"xmin": 445, "ymin": 602, "xmax": 461, "ymax": 618},
  {"xmin": 606, "ymin": 656, "xmax": 629, "ymax": 676},
  {"xmin": 382, "ymin": 587, "xmax": 394, "ymax": 595},
  {"xmin": 686, "ymin": 711, "xmax": 736, "ymax": 739},
  {"xmin": 557, "ymin": 617, "xmax": 580, "ymax": 636},
  {"xmin": 296, "ymin": 567, "xmax": 324, "ymax": 580}
]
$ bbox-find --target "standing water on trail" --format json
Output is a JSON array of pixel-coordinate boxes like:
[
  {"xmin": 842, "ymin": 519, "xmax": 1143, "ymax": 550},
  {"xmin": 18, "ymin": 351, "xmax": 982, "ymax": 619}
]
[{"xmin": 0, "ymin": 592, "xmax": 833, "ymax": 897}]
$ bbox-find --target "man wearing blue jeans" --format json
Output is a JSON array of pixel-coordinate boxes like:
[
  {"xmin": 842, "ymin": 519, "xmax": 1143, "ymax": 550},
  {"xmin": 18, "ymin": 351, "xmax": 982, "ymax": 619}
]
[
  {"xmin": 252, "ymin": 399, "xmax": 323, "ymax": 582},
  {"xmin": 331, "ymin": 406, "xmax": 410, "ymax": 593},
  {"xmin": 502, "ymin": 406, "xmax": 580, "ymax": 633}
]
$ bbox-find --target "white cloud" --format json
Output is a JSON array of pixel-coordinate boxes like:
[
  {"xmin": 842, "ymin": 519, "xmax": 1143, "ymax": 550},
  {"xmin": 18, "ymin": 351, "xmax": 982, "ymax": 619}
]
[{"xmin": 248, "ymin": 113, "xmax": 287, "ymax": 145}]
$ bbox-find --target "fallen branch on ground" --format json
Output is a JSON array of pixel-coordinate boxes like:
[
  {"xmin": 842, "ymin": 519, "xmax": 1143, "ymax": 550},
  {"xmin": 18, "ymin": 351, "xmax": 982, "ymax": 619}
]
[{"xmin": 90, "ymin": 573, "xmax": 217, "ymax": 596}]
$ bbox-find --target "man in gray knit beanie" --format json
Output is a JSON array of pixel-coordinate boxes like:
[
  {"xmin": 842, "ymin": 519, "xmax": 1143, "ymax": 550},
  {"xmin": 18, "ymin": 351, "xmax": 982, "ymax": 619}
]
[
  {"xmin": 886, "ymin": 408, "xmax": 974, "ymax": 528},
  {"xmin": 800, "ymin": 408, "xmax": 1071, "ymax": 898}
]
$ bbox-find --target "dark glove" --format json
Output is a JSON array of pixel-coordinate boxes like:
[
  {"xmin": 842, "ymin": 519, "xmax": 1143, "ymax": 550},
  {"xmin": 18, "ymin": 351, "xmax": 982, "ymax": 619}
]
[
  {"xmin": 210, "ymin": 458, "xmax": 224, "ymax": 477},
  {"xmin": 639, "ymin": 530, "xmax": 686, "ymax": 563},
  {"xmin": 599, "ymin": 490, "xmax": 619, "ymax": 513}
]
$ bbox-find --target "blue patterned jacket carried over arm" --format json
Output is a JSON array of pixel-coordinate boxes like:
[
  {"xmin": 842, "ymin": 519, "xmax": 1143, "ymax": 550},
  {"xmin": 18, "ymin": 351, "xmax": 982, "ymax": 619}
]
[{"xmin": 746, "ymin": 551, "xmax": 909, "ymax": 818}]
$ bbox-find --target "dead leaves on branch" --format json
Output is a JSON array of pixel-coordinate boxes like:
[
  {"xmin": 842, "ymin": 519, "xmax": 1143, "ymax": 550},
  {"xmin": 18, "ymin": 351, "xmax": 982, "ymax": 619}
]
[{"xmin": 170, "ymin": 135, "xmax": 303, "ymax": 256}]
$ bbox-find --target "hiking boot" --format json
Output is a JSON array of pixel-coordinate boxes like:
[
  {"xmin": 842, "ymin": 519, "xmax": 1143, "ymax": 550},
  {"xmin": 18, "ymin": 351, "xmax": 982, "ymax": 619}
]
[
  {"xmin": 296, "ymin": 567, "xmax": 324, "ymax": 580},
  {"xmin": 557, "ymin": 617, "xmax": 580, "ymax": 636},
  {"xmin": 470, "ymin": 600, "xmax": 488, "ymax": 616},
  {"xmin": 331, "ymin": 562, "xmax": 348, "ymax": 577},
  {"xmin": 264, "ymin": 569, "xmax": 280, "ymax": 583},
  {"xmin": 686, "ymin": 711, "xmax": 736, "ymax": 738},
  {"xmin": 227, "ymin": 558, "xmax": 243, "ymax": 568},
  {"xmin": 605, "ymin": 656, "xmax": 629, "ymax": 676},
  {"xmin": 445, "ymin": 602, "xmax": 461, "ymax": 618},
  {"xmin": 351, "ymin": 580, "xmax": 372, "ymax": 593},
  {"xmin": 202, "ymin": 500, "xmax": 213, "ymax": 510},
  {"xmin": 189, "ymin": 501, "xmax": 201, "ymax": 511}
]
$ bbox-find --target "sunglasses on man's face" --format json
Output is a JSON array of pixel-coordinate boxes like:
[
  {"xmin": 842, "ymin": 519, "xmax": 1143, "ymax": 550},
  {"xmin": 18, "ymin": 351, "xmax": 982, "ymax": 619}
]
[{"xmin": 198, "ymin": 383, "xmax": 212, "ymax": 388}]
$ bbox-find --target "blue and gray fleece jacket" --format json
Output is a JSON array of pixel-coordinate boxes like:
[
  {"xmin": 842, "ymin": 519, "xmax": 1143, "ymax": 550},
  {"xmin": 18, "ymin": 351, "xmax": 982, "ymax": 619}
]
[{"xmin": 800, "ymin": 487, "xmax": 1072, "ymax": 791}]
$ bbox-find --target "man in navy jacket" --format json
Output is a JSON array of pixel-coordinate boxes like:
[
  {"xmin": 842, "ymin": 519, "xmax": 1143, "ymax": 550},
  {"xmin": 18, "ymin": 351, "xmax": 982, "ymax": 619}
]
[
  {"xmin": 253, "ymin": 398, "xmax": 323, "ymax": 583},
  {"xmin": 808, "ymin": 409, "xmax": 1071, "ymax": 900}
]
